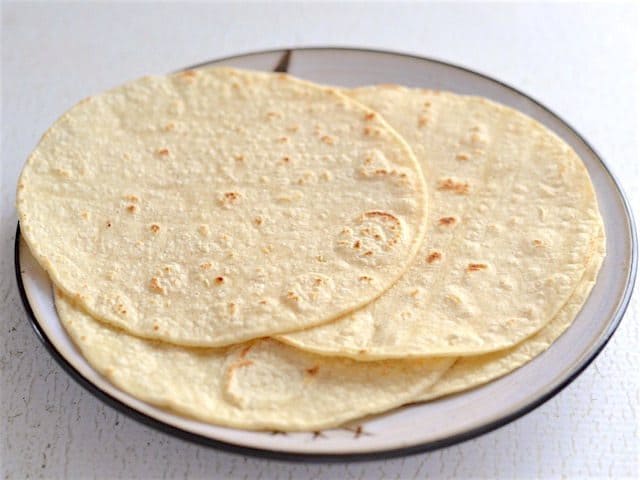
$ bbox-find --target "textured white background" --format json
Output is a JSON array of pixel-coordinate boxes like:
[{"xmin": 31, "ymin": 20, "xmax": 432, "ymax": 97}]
[{"xmin": 1, "ymin": 1, "xmax": 638, "ymax": 478}]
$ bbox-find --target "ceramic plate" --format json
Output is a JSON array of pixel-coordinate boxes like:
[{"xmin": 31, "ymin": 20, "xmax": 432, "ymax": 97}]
[{"xmin": 15, "ymin": 47, "xmax": 637, "ymax": 461}]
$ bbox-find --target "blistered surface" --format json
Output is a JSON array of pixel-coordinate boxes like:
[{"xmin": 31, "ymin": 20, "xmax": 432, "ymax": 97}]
[
  {"xmin": 17, "ymin": 68, "xmax": 428, "ymax": 346},
  {"xmin": 281, "ymin": 88, "xmax": 604, "ymax": 358}
]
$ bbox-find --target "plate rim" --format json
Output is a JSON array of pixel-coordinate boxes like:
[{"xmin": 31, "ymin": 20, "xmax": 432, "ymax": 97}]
[{"xmin": 14, "ymin": 46, "xmax": 638, "ymax": 463}]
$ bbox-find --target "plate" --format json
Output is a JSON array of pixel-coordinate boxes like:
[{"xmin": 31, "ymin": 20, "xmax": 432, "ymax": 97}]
[{"xmin": 15, "ymin": 47, "xmax": 637, "ymax": 461}]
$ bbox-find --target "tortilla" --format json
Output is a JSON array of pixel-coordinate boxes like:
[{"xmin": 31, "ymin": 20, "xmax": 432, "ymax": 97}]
[
  {"xmin": 54, "ymin": 288, "xmax": 452, "ymax": 431},
  {"xmin": 17, "ymin": 68, "xmax": 429, "ymax": 347},
  {"xmin": 420, "ymin": 227, "xmax": 605, "ymax": 401},
  {"xmin": 279, "ymin": 87, "xmax": 604, "ymax": 359}
]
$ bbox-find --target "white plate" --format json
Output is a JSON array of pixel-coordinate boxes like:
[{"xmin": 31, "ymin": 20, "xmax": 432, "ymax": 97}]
[{"xmin": 15, "ymin": 47, "xmax": 637, "ymax": 461}]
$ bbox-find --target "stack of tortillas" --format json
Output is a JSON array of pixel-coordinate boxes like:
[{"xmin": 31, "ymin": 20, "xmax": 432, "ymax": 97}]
[{"xmin": 17, "ymin": 67, "xmax": 605, "ymax": 431}]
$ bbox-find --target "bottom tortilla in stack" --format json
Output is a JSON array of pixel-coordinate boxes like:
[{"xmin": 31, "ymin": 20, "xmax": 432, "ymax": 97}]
[{"xmin": 54, "ymin": 289, "xmax": 454, "ymax": 431}]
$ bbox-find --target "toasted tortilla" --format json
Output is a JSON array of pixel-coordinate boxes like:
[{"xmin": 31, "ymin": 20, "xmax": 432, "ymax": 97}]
[
  {"xmin": 419, "ymin": 226, "xmax": 605, "ymax": 400},
  {"xmin": 280, "ymin": 87, "xmax": 604, "ymax": 359},
  {"xmin": 17, "ymin": 68, "xmax": 428, "ymax": 347}
]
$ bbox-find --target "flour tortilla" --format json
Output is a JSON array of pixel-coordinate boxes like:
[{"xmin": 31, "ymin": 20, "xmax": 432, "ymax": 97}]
[
  {"xmin": 17, "ymin": 68, "xmax": 428, "ymax": 347},
  {"xmin": 280, "ymin": 87, "xmax": 604, "ymax": 359},
  {"xmin": 54, "ymin": 288, "xmax": 452, "ymax": 431},
  {"xmin": 419, "ymin": 227, "xmax": 605, "ymax": 401}
]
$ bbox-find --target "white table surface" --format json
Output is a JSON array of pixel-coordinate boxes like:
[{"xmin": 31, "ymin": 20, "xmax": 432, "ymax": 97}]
[{"xmin": 1, "ymin": 2, "xmax": 638, "ymax": 478}]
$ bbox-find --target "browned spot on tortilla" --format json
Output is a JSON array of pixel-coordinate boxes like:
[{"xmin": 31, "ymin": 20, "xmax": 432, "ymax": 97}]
[
  {"xmin": 219, "ymin": 192, "xmax": 240, "ymax": 207},
  {"xmin": 456, "ymin": 152, "xmax": 470, "ymax": 161},
  {"xmin": 320, "ymin": 135, "xmax": 335, "ymax": 145},
  {"xmin": 225, "ymin": 192, "xmax": 239, "ymax": 201},
  {"xmin": 156, "ymin": 148, "xmax": 170, "ymax": 156},
  {"xmin": 150, "ymin": 224, "xmax": 160, "ymax": 233},
  {"xmin": 363, "ymin": 210, "xmax": 399, "ymax": 226},
  {"xmin": 200, "ymin": 262, "xmax": 212, "ymax": 270},
  {"xmin": 533, "ymin": 239, "xmax": 544, "ymax": 247},
  {"xmin": 467, "ymin": 263, "xmax": 488, "ymax": 272},
  {"xmin": 214, "ymin": 276, "xmax": 224, "ymax": 285},
  {"xmin": 163, "ymin": 123, "xmax": 175, "ymax": 132},
  {"xmin": 438, "ymin": 178, "xmax": 469, "ymax": 194},
  {"xmin": 179, "ymin": 70, "xmax": 198, "ymax": 80},
  {"xmin": 149, "ymin": 277, "xmax": 164, "ymax": 294},
  {"xmin": 363, "ymin": 211, "xmax": 401, "ymax": 245},
  {"xmin": 126, "ymin": 204, "xmax": 137, "ymax": 213},
  {"xmin": 364, "ymin": 112, "xmax": 376, "ymax": 121},
  {"xmin": 306, "ymin": 365, "xmax": 320, "ymax": 376},
  {"xmin": 426, "ymin": 251, "xmax": 442, "ymax": 263},
  {"xmin": 439, "ymin": 216, "xmax": 456, "ymax": 226},
  {"xmin": 285, "ymin": 290, "xmax": 299, "ymax": 302}
]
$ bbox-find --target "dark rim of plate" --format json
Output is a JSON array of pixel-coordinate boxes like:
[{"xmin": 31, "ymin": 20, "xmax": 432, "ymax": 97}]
[{"xmin": 14, "ymin": 46, "xmax": 638, "ymax": 463}]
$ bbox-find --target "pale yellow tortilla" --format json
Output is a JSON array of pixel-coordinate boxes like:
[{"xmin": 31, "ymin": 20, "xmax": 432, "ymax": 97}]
[
  {"xmin": 280, "ymin": 87, "xmax": 604, "ymax": 359},
  {"xmin": 419, "ymin": 227, "xmax": 605, "ymax": 401},
  {"xmin": 17, "ymin": 68, "xmax": 429, "ymax": 347},
  {"xmin": 54, "ymin": 288, "xmax": 453, "ymax": 431}
]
